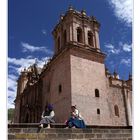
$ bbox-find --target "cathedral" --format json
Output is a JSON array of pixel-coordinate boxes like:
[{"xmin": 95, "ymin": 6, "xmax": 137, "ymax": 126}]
[{"xmin": 14, "ymin": 7, "xmax": 132, "ymax": 126}]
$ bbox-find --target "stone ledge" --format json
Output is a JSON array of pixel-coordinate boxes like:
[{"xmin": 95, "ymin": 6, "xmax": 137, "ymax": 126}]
[
  {"xmin": 8, "ymin": 128, "xmax": 132, "ymax": 139},
  {"xmin": 8, "ymin": 123, "xmax": 132, "ymax": 129},
  {"xmin": 8, "ymin": 132, "xmax": 132, "ymax": 140},
  {"xmin": 8, "ymin": 128, "xmax": 132, "ymax": 134},
  {"xmin": 8, "ymin": 124, "xmax": 132, "ymax": 139}
]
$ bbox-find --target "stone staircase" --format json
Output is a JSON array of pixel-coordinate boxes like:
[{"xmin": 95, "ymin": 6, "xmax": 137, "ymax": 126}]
[{"xmin": 8, "ymin": 124, "xmax": 132, "ymax": 140}]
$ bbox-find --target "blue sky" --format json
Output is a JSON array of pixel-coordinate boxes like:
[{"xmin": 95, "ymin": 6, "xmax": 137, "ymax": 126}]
[{"xmin": 8, "ymin": 0, "xmax": 132, "ymax": 108}]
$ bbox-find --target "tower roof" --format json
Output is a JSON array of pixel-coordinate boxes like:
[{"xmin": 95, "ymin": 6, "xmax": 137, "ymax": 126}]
[{"xmin": 52, "ymin": 6, "xmax": 100, "ymax": 34}]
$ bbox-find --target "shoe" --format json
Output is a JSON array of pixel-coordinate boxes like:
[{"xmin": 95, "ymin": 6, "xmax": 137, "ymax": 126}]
[
  {"xmin": 46, "ymin": 124, "xmax": 50, "ymax": 128},
  {"xmin": 39, "ymin": 124, "xmax": 43, "ymax": 128},
  {"xmin": 72, "ymin": 126, "xmax": 76, "ymax": 128}
]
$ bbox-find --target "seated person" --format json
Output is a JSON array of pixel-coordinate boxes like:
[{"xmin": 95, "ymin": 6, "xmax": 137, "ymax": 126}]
[
  {"xmin": 66, "ymin": 105, "xmax": 86, "ymax": 128},
  {"xmin": 39, "ymin": 104, "xmax": 55, "ymax": 128}
]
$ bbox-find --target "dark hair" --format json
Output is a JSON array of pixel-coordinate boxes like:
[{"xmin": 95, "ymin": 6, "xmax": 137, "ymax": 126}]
[
  {"xmin": 44, "ymin": 105, "xmax": 48, "ymax": 110},
  {"xmin": 71, "ymin": 105, "xmax": 76, "ymax": 109}
]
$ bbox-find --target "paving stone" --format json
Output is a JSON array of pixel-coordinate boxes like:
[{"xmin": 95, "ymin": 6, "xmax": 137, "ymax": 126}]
[
  {"xmin": 57, "ymin": 133, "xmax": 72, "ymax": 139},
  {"xmin": 8, "ymin": 134, "xmax": 15, "ymax": 139},
  {"xmin": 85, "ymin": 134, "xmax": 95, "ymax": 138},
  {"xmin": 109, "ymin": 129, "xmax": 122, "ymax": 133},
  {"xmin": 71, "ymin": 133, "xmax": 84, "ymax": 139},
  {"xmin": 96, "ymin": 134, "xmax": 102, "ymax": 138},
  {"xmin": 22, "ymin": 128, "xmax": 38, "ymax": 133},
  {"xmin": 8, "ymin": 128, "xmax": 21, "ymax": 133},
  {"xmin": 37, "ymin": 133, "xmax": 47, "ymax": 139},
  {"xmin": 92, "ymin": 129, "xmax": 109, "ymax": 133},
  {"xmin": 55, "ymin": 128, "xmax": 73, "ymax": 133},
  {"xmin": 47, "ymin": 133, "xmax": 57, "ymax": 139}
]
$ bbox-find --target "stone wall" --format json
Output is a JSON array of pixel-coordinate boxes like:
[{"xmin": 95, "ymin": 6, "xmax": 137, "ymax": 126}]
[
  {"xmin": 42, "ymin": 50, "xmax": 72, "ymax": 123},
  {"xmin": 107, "ymin": 86, "xmax": 127, "ymax": 126},
  {"xmin": 8, "ymin": 125, "xmax": 132, "ymax": 140},
  {"xmin": 70, "ymin": 49, "xmax": 112, "ymax": 125}
]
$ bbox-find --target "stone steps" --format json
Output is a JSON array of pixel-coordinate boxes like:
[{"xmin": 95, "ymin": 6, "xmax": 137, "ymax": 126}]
[{"xmin": 8, "ymin": 127, "xmax": 132, "ymax": 140}]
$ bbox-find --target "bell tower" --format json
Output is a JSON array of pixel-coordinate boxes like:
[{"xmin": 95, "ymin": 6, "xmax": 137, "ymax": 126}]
[
  {"xmin": 52, "ymin": 6, "xmax": 101, "ymax": 55},
  {"xmin": 51, "ymin": 6, "xmax": 110, "ymax": 125}
]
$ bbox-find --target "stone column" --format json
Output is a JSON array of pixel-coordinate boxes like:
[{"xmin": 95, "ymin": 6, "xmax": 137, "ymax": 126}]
[
  {"xmin": 84, "ymin": 28, "xmax": 88, "ymax": 45},
  {"xmin": 83, "ymin": 25, "xmax": 87, "ymax": 45},
  {"xmin": 73, "ymin": 23, "xmax": 77, "ymax": 42},
  {"xmin": 93, "ymin": 34, "xmax": 96, "ymax": 48},
  {"xmin": 94, "ymin": 28, "xmax": 100, "ymax": 49},
  {"xmin": 127, "ymin": 95, "xmax": 132, "ymax": 126},
  {"xmin": 69, "ymin": 24, "xmax": 73, "ymax": 42}
]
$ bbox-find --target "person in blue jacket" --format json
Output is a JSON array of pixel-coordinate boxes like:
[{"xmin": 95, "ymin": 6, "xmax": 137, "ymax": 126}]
[{"xmin": 66, "ymin": 105, "xmax": 86, "ymax": 128}]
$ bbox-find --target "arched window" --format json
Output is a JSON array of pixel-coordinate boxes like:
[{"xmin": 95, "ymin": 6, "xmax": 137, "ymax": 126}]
[
  {"xmin": 59, "ymin": 84, "xmax": 62, "ymax": 93},
  {"xmin": 57, "ymin": 37, "xmax": 60, "ymax": 51},
  {"xmin": 97, "ymin": 108, "xmax": 100, "ymax": 114},
  {"xmin": 63, "ymin": 30, "xmax": 67, "ymax": 45},
  {"xmin": 77, "ymin": 27, "xmax": 83, "ymax": 43},
  {"xmin": 95, "ymin": 89, "xmax": 99, "ymax": 97},
  {"xmin": 88, "ymin": 31, "xmax": 93, "ymax": 46},
  {"xmin": 114, "ymin": 105, "xmax": 119, "ymax": 117}
]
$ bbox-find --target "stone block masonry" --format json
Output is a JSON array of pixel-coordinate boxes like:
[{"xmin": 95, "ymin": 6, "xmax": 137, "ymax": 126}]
[{"xmin": 8, "ymin": 124, "xmax": 132, "ymax": 140}]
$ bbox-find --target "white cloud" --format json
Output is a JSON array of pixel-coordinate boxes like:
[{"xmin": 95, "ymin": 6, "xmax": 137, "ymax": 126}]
[
  {"xmin": 26, "ymin": 55, "xmax": 34, "ymax": 59},
  {"xmin": 8, "ymin": 91, "xmax": 15, "ymax": 108},
  {"xmin": 8, "ymin": 74, "xmax": 17, "ymax": 85},
  {"xmin": 8, "ymin": 65, "xmax": 19, "ymax": 74},
  {"xmin": 42, "ymin": 29, "xmax": 47, "ymax": 35},
  {"xmin": 21, "ymin": 42, "xmax": 53, "ymax": 55},
  {"xmin": 8, "ymin": 57, "xmax": 36, "ymax": 73},
  {"xmin": 105, "ymin": 43, "xmax": 120, "ymax": 54},
  {"xmin": 8, "ymin": 57, "xmax": 50, "ymax": 74},
  {"xmin": 122, "ymin": 43, "xmax": 132, "ymax": 52},
  {"xmin": 7, "ymin": 74, "xmax": 17, "ymax": 108},
  {"xmin": 105, "ymin": 42, "xmax": 132, "ymax": 55},
  {"xmin": 105, "ymin": 44, "xmax": 114, "ymax": 49},
  {"xmin": 8, "ymin": 56, "xmax": 50, "ymax": 108},
  {"xmin": 107, "ymin": 0, "xmax": 132, "ymax": 26},
  {"xmin": 121, "ymin": 58, "xmax": 131, "ymax": 66},
  {"xmin": 8, "ymin": 76, "xmax": 17, "ymax": 93}
]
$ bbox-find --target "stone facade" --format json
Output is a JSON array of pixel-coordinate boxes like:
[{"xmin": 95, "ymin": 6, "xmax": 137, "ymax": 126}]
[{"xmin": 14, "ymin": 7, "xmax": 132, "ymax": 126}]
